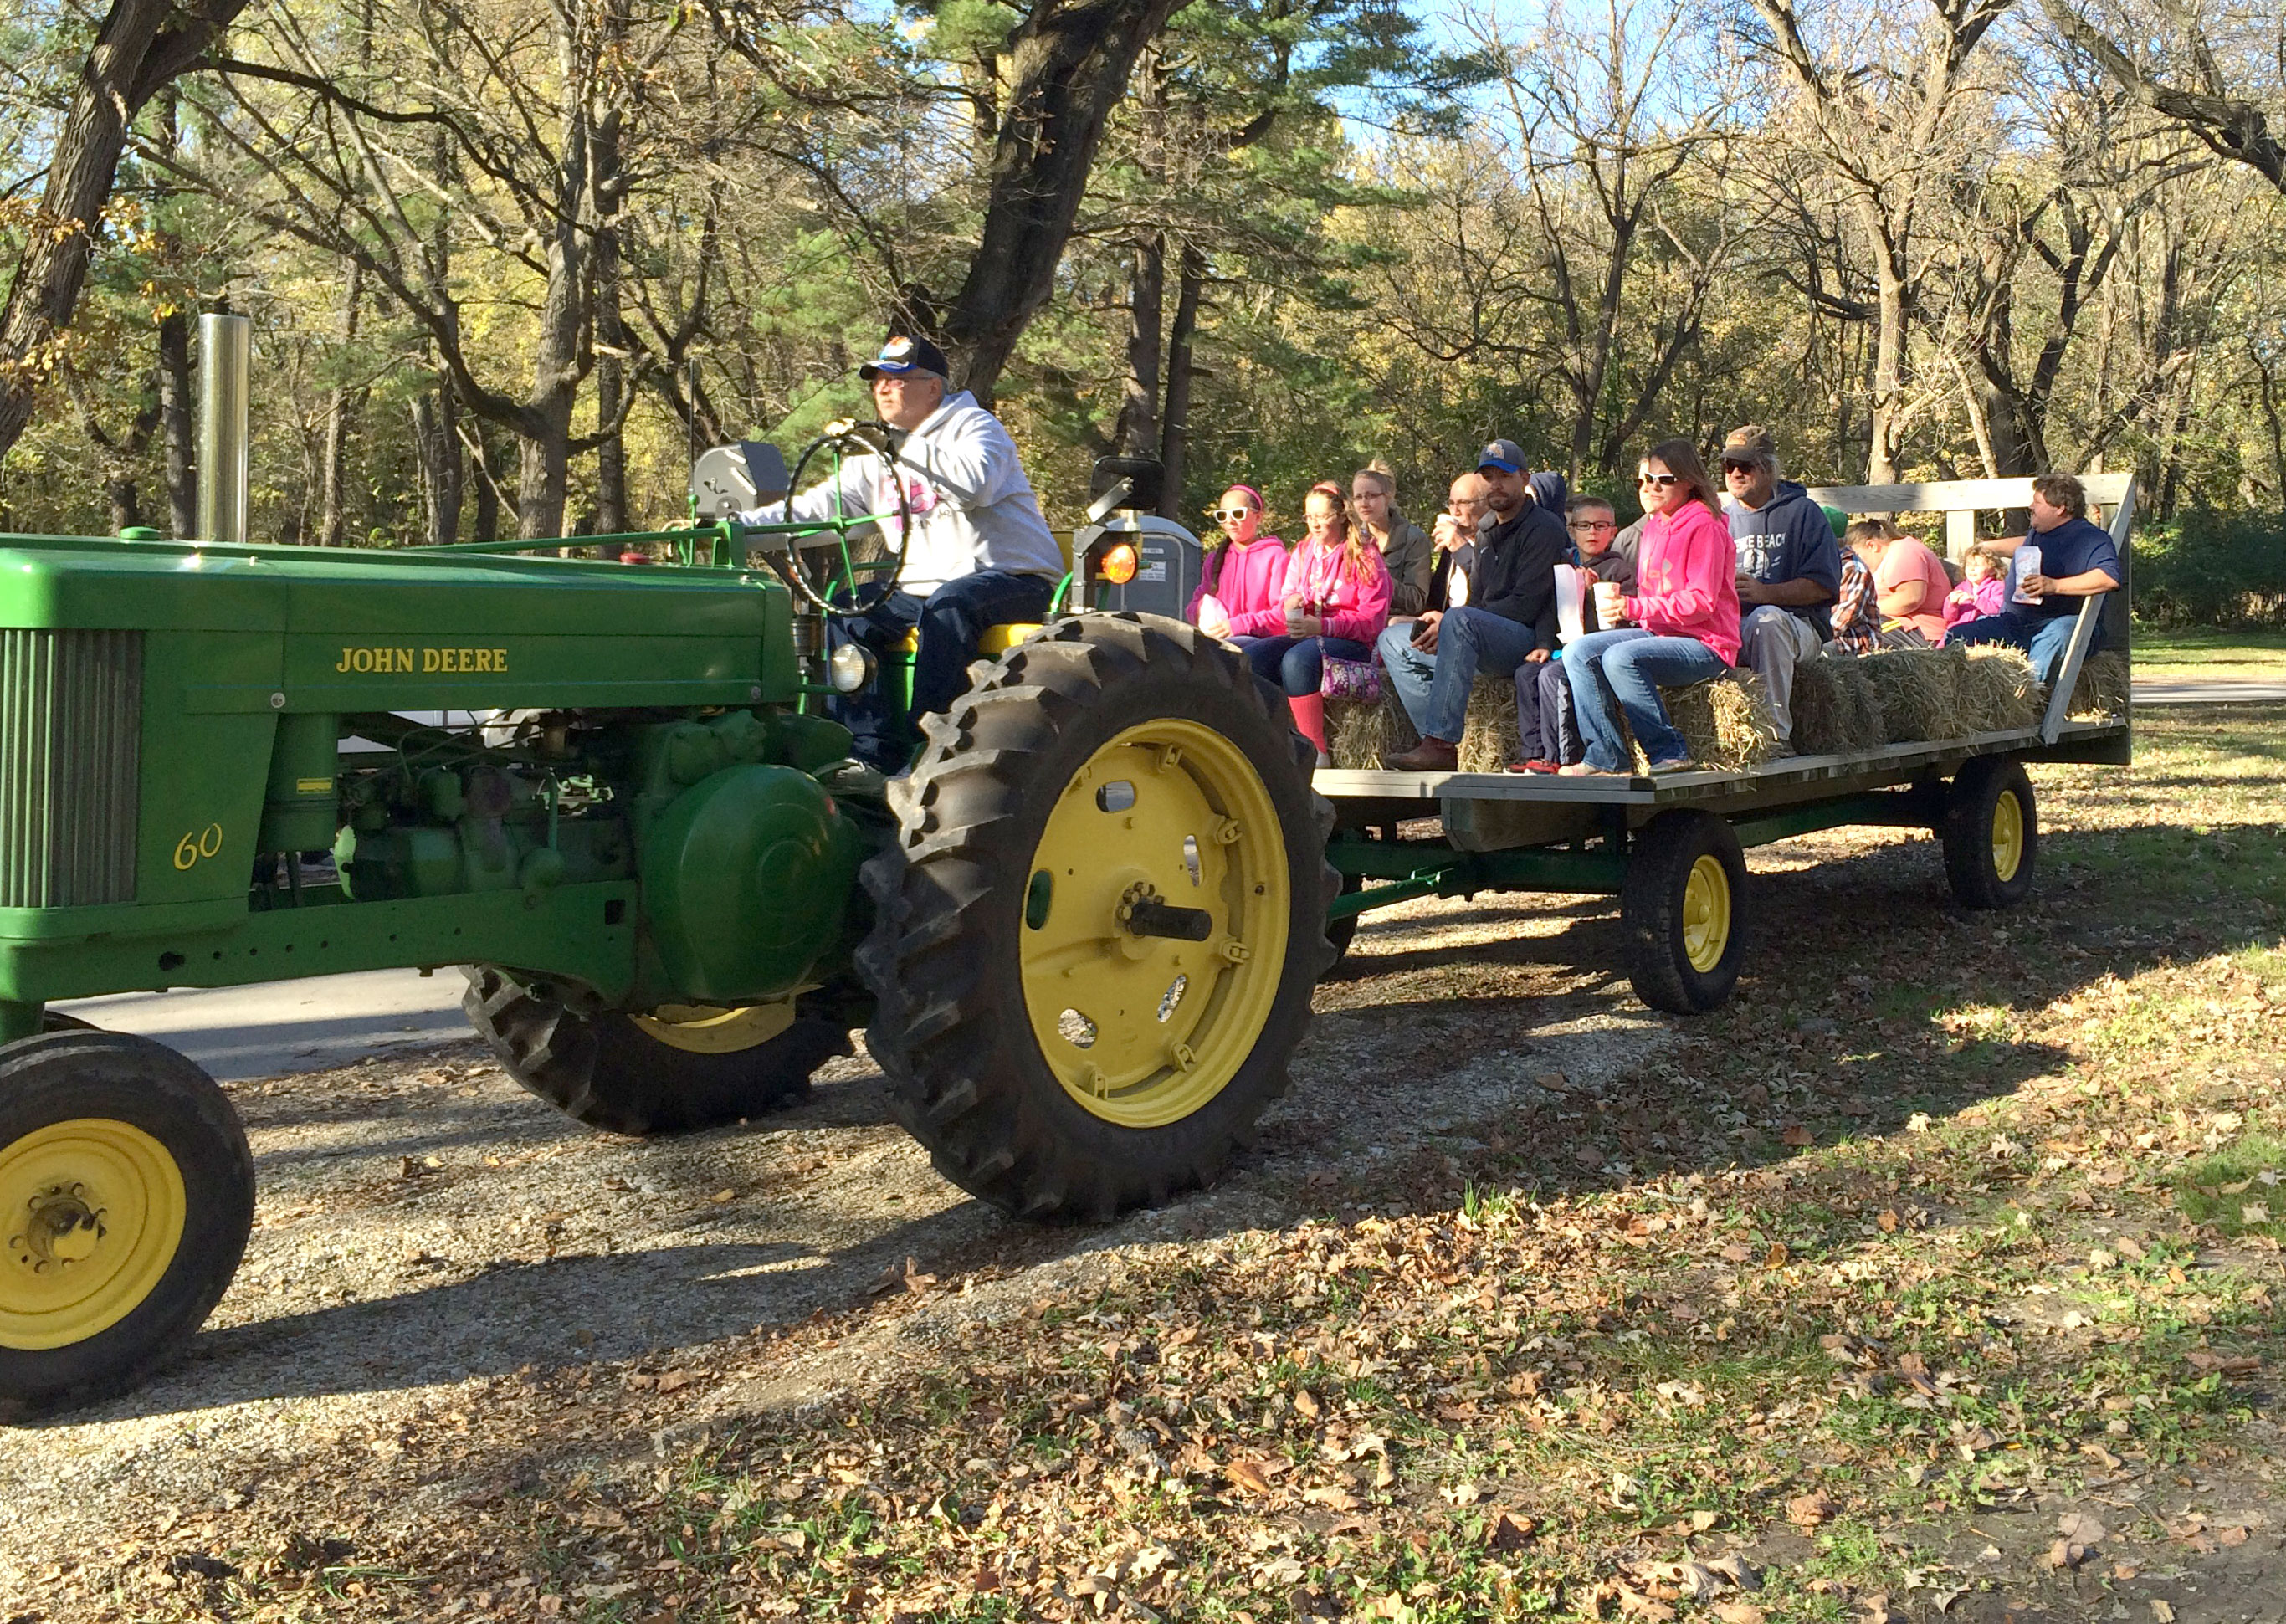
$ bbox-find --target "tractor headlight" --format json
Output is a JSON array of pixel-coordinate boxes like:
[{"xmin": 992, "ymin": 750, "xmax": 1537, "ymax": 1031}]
[
  {"xmin": 1100, "ymin": 542, "xmax": 1139, "ymax": 585},
  {"xmin": 828, "ymin": 642, "xmax": 875, "ymax": 694}
]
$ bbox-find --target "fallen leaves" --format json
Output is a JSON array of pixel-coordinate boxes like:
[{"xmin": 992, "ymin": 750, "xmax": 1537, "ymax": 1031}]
[{"xmin": 1786, "ymin": 1493, "xmax": 1840, "ymax": 1530}]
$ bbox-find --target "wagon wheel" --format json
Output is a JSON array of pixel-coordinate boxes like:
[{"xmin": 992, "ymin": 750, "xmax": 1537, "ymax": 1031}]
[
  {"xmin": 1620, "ymin": 810, "xmax": 1749, "ymax": 1015},
  {"xmin": 1940, "ymin": 756, "xmax": 2037, "ymax": 910}
]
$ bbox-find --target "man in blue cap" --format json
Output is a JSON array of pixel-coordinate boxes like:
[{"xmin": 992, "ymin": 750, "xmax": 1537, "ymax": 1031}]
[
  {"xmin": 756, "ymin": 333, "xmax": 1065, "ymax": 766},
  {"xmin": 1376, "ymin": 439, "xmax": 1567, "ymax": 772}
]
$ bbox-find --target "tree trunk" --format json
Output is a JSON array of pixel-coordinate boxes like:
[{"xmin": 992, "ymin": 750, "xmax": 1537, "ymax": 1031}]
[
  {"xmin": 592, "ymin": 0, "xmax": 629, "ymax": 535},
  {"xmin": 1157, "ymin": 244, "xmax": 1202, "ymax": 518},
  {"xmin": 412, "ymin": 383, "xmax": 462, "ymax": 545},
  {"xmin": 472, "ymin": 424, "xmax": 502, "ymax": 544},
  {"xmin": 1864, "ymin": 218, "xmax": 1908, "ymax": 484},
  {"xmin": 156, "ymin": 307, "xmax": 194, "ymax": 536},
  {"xmin": 0, "ymin": 0, "xmax": 252, "ymax": 464},
  {"xmin": 936, "ymin": 0, "xmax": 1182, "ymax": 401},
  {"xmin": 513, "ymin": 6, "xmax": 597, "ymax": 539},
  {"xmin": 1118, "ymin": 233, "xmax": 1164, "ymax": 459},
  {"xmin": 318, "ymin": 264, "xmax": 365, "ymax": 546},
  {"xmin": 105, "ymin": 473, "xmax": 141, "ymax": 534}
]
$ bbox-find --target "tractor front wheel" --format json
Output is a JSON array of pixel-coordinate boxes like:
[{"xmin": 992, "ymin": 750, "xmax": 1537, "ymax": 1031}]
[
  {"xmin": 858, "ymin": 613, "xmax": 1338, "ymax": 1222},
  {"xmin": 462, "ymin": 970, "xmax": 852, "ymax": 1135},
  {"xmin": 0, "ymin": 1030, "xmax": 254, "ymax": 1418}
]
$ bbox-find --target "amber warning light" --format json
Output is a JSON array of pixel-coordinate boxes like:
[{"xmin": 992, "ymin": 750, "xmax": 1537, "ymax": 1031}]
[{"xmin": 1099, "ymin": 542, "xmax": 1139, "ymax": 585}]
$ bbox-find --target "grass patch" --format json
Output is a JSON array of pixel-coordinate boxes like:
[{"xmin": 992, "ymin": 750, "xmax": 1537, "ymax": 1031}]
[{"xmin": 2173, "ymin": 1131, "xmax": 2286, "ymax": 1241}]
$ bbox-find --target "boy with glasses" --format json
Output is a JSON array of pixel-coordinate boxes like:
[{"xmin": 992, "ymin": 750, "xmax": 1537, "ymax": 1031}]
[{"xmin": 1510, "ymin": 496, "xmax": 1638, "ymax": 772}]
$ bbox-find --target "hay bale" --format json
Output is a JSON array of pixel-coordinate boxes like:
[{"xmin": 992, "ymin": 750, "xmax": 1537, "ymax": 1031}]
[
  {"xmin": 1612, "ymin": 670, "xmax": 1780, "ymax": 772},
  {"xmin": 1833, "ymin": 658, "xmax": 1887, "ymax": 751},
  {"xmin": 1789, "ymin": 655, "xmax": 1850, "ymax": 756},
  {"xmin": 1861, "ymin": 646, "xmax": 1963, "ymax": 743},
  {"xmin": 2068, "ymin": 649, "xmax": 2130, "ymax": 719},
  {"xmin": 1330, "ymin": 689, "xmax": 1417, "ymax": 769},
  {"xmin": 1458, "ymin": 674, "xmax": 1524, "ymax": 774},
  {"xmin": 1960, "ymin": 646, "xmax": 2043, "ymax": 732}
]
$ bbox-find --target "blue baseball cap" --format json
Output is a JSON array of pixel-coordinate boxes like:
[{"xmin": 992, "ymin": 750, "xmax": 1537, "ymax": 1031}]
[
  {"xmin": 860, "ymin": 333, "xmax": 950, "ymax": 382},
  {"xmin": 1478, "ymin": 438, "xmax": 1526, "ymax": 474}
]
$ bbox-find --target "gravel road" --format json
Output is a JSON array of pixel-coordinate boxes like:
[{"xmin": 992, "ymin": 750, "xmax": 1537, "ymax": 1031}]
[{"xmin": 0, "ymin": 876, "xmax": 1695, "ymax": 1577}]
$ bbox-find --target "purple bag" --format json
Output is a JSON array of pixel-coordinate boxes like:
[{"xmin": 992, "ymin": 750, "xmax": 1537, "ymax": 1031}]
[{"xmin": 1320, "ymin": 655, "xmax": 1384, "ymax": 705}]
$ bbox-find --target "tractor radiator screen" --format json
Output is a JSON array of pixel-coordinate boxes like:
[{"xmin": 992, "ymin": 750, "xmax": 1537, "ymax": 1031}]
[{"xmin": 0, "ymin": 629, "xmax": 141, "ymax": 907}]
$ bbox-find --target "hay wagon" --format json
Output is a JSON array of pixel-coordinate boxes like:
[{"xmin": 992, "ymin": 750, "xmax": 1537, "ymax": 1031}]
[{"xmin": 1310, "ymin": 474, "xmax": 2135, "ymax": 1012}]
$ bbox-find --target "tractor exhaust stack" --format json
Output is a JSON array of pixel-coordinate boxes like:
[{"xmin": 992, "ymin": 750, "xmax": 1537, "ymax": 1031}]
[{"xmin": 195, "ymin": 313, "xmax": 251, "ymax": 546}]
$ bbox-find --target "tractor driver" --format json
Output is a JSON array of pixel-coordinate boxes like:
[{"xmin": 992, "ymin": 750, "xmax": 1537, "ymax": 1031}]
[{"xmin": 756, "ymin": 334, "xmax": 1064, "ymax": 769}]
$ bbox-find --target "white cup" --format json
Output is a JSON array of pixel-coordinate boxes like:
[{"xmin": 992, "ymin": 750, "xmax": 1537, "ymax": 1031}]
[{"xmin": 1593, "ymin": 580, "xmax": 1625, "ymax": 625}]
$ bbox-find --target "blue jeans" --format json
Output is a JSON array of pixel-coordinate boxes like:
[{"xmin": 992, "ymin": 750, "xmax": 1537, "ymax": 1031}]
[
  {"xmin": 1376, "ymin": 607, "xmax": 1544, "ymax": 743},
  {"xmin": 829, "ymin": 570, "xmax": 1057, "ymax": 766},
  {"xmin": 1516, "ymin": 657, "xmax": 1578, "ymax": 763},
  {"xmin": 1233, "ymin": 634, "xmax": 1372, "ymax": 696},
  {"xmin": 1566, "ymin": 628, "xmax": 1729, "ymax": 770},
  {"xmin": 1945, "ymin": 609, "xmax": 2097, "ymax": 685}
]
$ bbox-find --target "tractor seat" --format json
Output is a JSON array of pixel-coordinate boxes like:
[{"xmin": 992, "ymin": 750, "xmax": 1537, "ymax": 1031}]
[{"xmin": 892, "ymin": 624, "xmax": 1042, "ymax": 657}]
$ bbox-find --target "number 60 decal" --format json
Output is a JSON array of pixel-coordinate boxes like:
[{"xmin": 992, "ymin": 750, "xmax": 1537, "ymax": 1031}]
[{"xmin": 172, "ymin": 824, "xmax": 223, "ymax": 871}]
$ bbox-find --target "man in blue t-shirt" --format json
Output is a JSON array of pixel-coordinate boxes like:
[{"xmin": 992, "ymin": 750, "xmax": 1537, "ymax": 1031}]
[{"xmin": 1944, "ymin": 472, "xmax": 2121, "ymax": 684}]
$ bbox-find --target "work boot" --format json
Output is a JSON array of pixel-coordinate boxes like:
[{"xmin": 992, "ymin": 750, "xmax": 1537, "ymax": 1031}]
[{"xmin": 1382, "ymin": 736, "xmax": 1458, "ymax": 772}]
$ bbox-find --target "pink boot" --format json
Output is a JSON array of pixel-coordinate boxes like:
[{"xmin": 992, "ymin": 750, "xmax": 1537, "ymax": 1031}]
[{"xmin": 1287, "ymin": 692, "xmax": 1330, "ymax": 766}]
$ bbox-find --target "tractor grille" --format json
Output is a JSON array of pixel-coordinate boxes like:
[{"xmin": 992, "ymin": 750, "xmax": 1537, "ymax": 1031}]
[{"xmin": 0, "ymin": 630, "xmax": 141, "ymax": 907}]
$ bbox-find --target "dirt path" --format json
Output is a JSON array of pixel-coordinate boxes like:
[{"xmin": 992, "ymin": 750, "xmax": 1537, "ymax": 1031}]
[{"xmin": 0, "ymin": 884, "xmax": 1673, "ymax": 1582}]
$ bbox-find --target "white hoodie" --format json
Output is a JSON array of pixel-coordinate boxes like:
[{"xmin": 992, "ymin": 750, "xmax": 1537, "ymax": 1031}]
[{"xmin": 751, "ymin": 390, "xmax": 1064, "ymax": 595}]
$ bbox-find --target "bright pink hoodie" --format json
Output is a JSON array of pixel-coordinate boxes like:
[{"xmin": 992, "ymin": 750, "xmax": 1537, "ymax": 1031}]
[
  {"xmin": 1942, "ymin": 575, "xmax": 2006, "ymax": 629},
  {"xmin": 1622, "ymin": 501, "xmax": 1741, "ymax": 664},
  {"xmin": 1279, "ymin": 536, "xmax": 1393, "ymax": 646},
  {"xmin": 1191, "ymin": 535, "xmax": 1291, "ymax": 636}
]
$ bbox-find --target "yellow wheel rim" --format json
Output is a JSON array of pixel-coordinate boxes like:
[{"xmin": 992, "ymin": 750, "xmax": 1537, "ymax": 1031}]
[
  {"xmin": 1020, "ymin": 720, "xmax": 1291, "ymax": 1129},
  {"xmin": 0, "ymin": 1119, "xmax": 186, "ymax": 1351},
  {"xmin": 1991, "ymin": 790, "xmax": 2025, "ymax": 883},
  {"xmin": 1681, "ymin": 855, "xmax": 1731, "ymax": 975},
  {"xmin": 630, "ymin": 999, "xmax": 798, "ymax": 1054}
]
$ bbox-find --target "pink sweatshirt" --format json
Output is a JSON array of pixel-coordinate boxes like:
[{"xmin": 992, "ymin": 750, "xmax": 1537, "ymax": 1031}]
[
  {"xmin": 1279, "ymin": 536, "xmax": 1393, "ymax": 646},
  {"xmin": 1622, "ymin": 501, "xmax": 1741, "ymax": 664},
  {"xmin": 1942, "ymin": 575, "xmax": 2006, "ymax": 629},
  {"xmin": 1192, "ymin": 535, "xmax": 1292, "ymax": 636}
]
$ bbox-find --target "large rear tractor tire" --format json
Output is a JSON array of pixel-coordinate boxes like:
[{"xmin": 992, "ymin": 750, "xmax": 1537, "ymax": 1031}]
[
  {"xmin": 0, "ymin": 1031, "xmax": 254, "ymax": 1419},
  {"xmin": 1621, "ymin": 810, "xmax": 1749, "ymax": 1015},
  {"xmin": 858, "ymin": 613, "xmax": 1339, "ymax": 1222},
  {"xmin": 1940, "ymin": 756, "xmax": 2037, "ymax": 910},
  {"xmin": 462, "ymin": 969, "xmax": 852, "ymax": 1135}
]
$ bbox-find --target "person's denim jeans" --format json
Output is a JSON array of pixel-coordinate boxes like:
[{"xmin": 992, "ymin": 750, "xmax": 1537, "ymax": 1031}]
[
  {"xmin": 1233, "ymin": 634, "xmax": 1373, "ymax": 696},
  {"xmin": 1516, "ymin": 657, "xmax": 1578, "ymax": 763},
  {"xmin": 1375, "ymin": 607, "xmax": 1543, "ymax": 742},
  {"xmin": 1565, "ymin": 628, "xmax": 1730, "ymax": 770},
  {"xmin": 1945, "ymin": 609, "xmax": 2098, "ymax": 685},
  {"xmin": 828, "ymin": 570, "xmax": 1056, "ymax": 766}
]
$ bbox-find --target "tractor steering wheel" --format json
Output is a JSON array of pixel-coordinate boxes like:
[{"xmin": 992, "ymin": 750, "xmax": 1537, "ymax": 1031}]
[{"xmin": 772, "ymin": 421, "xmax": 915, "ymax": 616}]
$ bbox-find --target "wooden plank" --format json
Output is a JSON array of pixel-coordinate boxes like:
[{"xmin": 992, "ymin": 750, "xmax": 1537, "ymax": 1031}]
[
  {"xmin": 1945, "ymin": 509, "xmax": 1976, "ymax": 560},
  {"xmin": 1807, "ymin": 474, "xmax": 2134, "ymax": 513}
]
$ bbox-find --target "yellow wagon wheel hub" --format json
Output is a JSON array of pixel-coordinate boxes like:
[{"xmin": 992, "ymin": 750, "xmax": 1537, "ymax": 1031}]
[
  {"xmin": 1681, "ymin": 855, "xmax": 1731, "ymax": 974},
  {"xmin": 1990, "ymin": 789, "xmax": 2025, "ymax": 883},
  {"xmin": 630, "ymin": 998, "xmax": 798, "ymax": 1054},
  {"xmin": 0, "ymin": 1119, "xmax": 186, "ymax": 1351},
  {"xmin": 1020, "ymin": 720, "xmax": 1290, "ymax": 1128}
]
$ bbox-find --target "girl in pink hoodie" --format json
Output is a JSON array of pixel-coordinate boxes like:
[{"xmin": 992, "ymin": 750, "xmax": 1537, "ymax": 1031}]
[
  {"xmin": 1188, "ymin": 485, "xmax": 1289, "ymax": 638},
  {"xmin": 1561, "ymin": 438, "xmax": 1740, "ymax": 775},
  {"xmin": 1233, "ymin": 482, "xmax": 1393, "ymax": 764},
  {"xmin": 1942, "ymin": 545, "xmax": 2007, "ymax": 630}
]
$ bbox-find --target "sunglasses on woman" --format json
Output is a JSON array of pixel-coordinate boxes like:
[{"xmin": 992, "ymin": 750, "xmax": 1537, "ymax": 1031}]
[
  {"xmin": 1207, "ymin": 507, "xmax": 1255, "ymax": 523},
  {"xmin": 1640, "ymin": 473, "xmax": 1680, "ymax": 488}
]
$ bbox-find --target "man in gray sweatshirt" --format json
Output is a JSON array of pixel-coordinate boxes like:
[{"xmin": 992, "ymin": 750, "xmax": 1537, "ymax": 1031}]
[{"xmin": 1720, "ymin": 425, "xmax": 1840, "ymax": 756}]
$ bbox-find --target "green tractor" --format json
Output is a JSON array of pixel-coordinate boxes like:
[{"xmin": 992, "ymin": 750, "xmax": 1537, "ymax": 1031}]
[{"xmin": 0, "ymin": 425, "xmax": 1335, "ymax": 1417}]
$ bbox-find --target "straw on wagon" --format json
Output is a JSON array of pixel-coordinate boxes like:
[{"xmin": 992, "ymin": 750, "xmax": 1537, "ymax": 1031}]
[
  {"xmin": 1789, "ymin": 655, "xmax": 1853, "ymax": 756},
  {"xmin": 1958, "ymin": 645, "xmax": 2044, "ymax": 732},
  {"xmin": 2068, "ymin": 649, "xmax": 2130, "ymax": 719},
  {"xmin": 1458, "ymin": 675, "xmax": 1525, "ymax": 774},
  {"xmin": 1860, "ymin": 646, "xmax": 1962, "ymax": 743},
  {"xmin": 1329, "ymin": 689, "xmax": 1417, "ymax": 769},
  {"xmin": 1650, "ymin": 670, "xmax": 1781, "ymax": 771}
]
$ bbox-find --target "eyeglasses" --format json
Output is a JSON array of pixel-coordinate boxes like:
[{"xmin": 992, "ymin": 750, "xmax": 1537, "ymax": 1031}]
[
  {"xmin": 1568, "ymin": 520, "xmax": 1617, "ymax": 533},
  {"xmin": 1207, "ymin": 507, "xmax": 1255, "ymax": 523},
  {"xmin": 1720, "ymin": 459, "xmax": 1762, "ymax": 474},
  {"xmin": 1640, "ymin": 473, "xmax": 1680, "ymax": 488}
]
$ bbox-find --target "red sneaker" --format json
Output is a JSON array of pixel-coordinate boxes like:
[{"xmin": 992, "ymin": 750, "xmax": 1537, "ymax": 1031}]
[{"xmin": 1506, "ymin": 758, "xmax": 1561, "ymax": 774}]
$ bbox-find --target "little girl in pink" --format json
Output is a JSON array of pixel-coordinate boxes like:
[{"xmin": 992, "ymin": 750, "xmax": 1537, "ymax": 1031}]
[
  {"xmin": 1188, "ymin": 485, "xmax": 1289, "ymax": 638},
  {"xmin": 1942, "ymin": 546, "xmax": 2007, "ymax": 631},
  {"xmin": 1231, "ymin": 483, "xmax": 1393, "ymax": 764}
]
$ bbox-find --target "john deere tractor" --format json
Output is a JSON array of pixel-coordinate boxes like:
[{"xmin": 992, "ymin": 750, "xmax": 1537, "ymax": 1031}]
[{"xmin": 0, "ymin": 425, "xmax": 1333, "ymax": 1417}]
